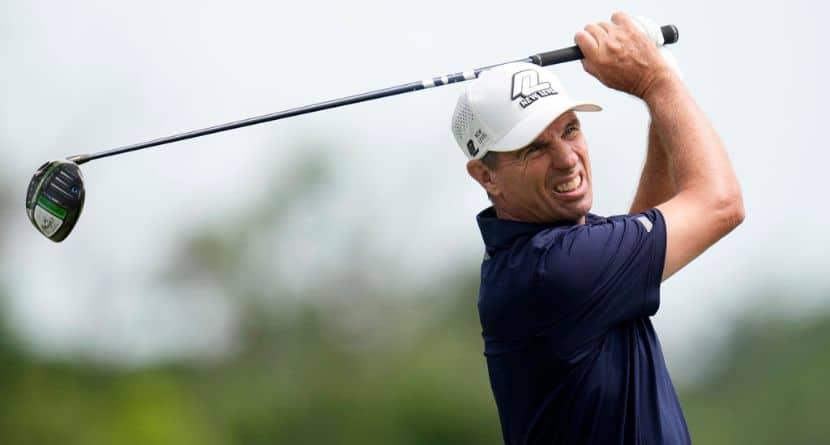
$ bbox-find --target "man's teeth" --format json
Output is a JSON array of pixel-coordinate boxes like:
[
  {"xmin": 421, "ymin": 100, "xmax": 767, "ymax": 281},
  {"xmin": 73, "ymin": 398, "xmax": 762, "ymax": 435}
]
[{"xmin": 554, "ymin": 176, "xmax": 581, "ymax": 193}]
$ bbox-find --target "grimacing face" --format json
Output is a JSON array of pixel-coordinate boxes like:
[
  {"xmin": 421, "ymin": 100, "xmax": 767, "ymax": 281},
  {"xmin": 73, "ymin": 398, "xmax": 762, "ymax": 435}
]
[{"xmin": 467, "ymin": 111, "xmax": 593, "ymax": 224}]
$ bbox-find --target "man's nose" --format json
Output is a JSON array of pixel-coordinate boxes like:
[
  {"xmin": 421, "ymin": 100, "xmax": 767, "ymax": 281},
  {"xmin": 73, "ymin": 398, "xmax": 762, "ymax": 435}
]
[{"xmin": 549, "ymin": 146, "xmax": 579, "ymax": 170}]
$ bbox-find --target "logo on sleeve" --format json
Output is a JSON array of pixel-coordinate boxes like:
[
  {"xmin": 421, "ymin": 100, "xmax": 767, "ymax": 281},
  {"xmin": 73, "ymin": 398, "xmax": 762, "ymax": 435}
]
[
  {"xmin": 511, "ymin": 69, "xmax": 558, "ymax": 109},
  {"xmin": 637, "ymin": 215, "xmax": 653, "ymax": 233}
]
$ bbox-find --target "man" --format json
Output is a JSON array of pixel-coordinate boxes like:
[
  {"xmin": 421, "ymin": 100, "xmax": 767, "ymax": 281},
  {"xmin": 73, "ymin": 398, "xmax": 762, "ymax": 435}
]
[{"xmin": 451, "ymin": 12, "xmax": 744, "ymax": 444}]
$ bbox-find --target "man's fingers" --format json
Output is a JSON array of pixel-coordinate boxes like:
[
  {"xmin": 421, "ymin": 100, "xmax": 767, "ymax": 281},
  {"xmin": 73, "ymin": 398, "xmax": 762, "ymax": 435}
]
[
  {"xmin": 584, "ymin": 23, "xmax": 608, "ymax": 41},
  {"xmin": 598, "ymin": 22, "xmax": 614, "ymax": 34},
  {"xmin": 574, "ymin": 30, "xmax": 599, "ymax": 58},
  {"xmin": 580, "ymin": 23, "xmax": 607, "ymax": 59},
  {"xmin": 610, "ymin": 11, "xmax": 637, "ymax": 30},
  {"xmin": 610, "ymin": 12, "xmax": 658, "ymax": 47}
]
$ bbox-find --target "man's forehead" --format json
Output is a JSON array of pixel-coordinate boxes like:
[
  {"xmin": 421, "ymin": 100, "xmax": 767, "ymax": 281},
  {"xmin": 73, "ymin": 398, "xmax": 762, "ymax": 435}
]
[{"xmin": 550, "ymin": 111, "xmax": 580, "ymax": 129}]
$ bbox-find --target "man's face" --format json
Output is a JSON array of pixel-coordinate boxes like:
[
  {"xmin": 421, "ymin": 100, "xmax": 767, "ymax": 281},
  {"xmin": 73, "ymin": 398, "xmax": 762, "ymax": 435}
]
[{"xmin": 485, "ymin": 111, "xmax": 593, "ymax": 224}]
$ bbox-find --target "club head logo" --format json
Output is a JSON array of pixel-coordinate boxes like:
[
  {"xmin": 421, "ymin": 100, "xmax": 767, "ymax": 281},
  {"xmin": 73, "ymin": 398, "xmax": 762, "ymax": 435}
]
[{"xmin": 510, "ymin": 69, "xmax": 558, "ymax": 108}]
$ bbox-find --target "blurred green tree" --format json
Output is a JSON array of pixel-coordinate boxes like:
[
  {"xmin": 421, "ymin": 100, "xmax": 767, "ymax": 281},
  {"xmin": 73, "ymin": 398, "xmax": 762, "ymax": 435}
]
[{"xmin": 0, "ymin": 151, "xmax": 828, "ymax": 444}]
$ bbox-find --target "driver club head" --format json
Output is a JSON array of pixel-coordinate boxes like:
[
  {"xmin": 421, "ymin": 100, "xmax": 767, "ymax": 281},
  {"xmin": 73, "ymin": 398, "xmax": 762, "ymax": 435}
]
[{"xmin": 25, "ymin": 159, "xmax": 85, "ymax": 242}]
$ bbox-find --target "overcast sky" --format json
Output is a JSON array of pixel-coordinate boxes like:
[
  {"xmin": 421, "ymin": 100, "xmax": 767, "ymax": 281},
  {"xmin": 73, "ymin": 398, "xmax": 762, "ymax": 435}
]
[{"xmin": 2, "ymin": 0, "xmax": 827, "ymax": 382}]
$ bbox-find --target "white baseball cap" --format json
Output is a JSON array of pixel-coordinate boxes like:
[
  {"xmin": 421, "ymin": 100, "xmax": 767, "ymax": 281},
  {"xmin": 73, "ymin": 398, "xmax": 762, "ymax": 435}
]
[{"xmin": 451, "ymin": 62, "xmax": 601, "ymax": 160}]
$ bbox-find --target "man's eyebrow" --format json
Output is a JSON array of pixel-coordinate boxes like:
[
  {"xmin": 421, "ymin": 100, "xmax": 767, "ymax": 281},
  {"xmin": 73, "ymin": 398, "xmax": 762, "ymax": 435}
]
[
  {"xmin": 513, "ymin": 118, "xmax": 580, "ymax": 159},
  {"xmin": 518, "ymin": 141, "xmax": 547, "ymax": 156}
]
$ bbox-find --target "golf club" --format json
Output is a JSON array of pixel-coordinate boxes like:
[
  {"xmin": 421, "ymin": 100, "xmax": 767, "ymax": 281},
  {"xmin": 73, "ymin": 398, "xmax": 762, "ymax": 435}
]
[{"xmin": 26, "ymin": 24, "xmax": 678, "ymax": 242}]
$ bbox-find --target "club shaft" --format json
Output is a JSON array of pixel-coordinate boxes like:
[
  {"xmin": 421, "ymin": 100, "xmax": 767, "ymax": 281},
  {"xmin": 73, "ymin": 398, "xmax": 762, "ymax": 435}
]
[
  {"xmin": 69, "ymin": 58, "xmax": 531, "ymax": 165},
  {"xmin": 69, "ymin": 25, "xmax": 677, "ymax": 165}
]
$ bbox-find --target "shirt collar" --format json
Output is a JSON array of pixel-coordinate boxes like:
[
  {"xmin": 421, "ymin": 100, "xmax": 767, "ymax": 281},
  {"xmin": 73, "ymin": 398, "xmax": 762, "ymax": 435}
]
[{"xmin": 476, "ymin": 206, "xmax": 605, "ymax": 250}]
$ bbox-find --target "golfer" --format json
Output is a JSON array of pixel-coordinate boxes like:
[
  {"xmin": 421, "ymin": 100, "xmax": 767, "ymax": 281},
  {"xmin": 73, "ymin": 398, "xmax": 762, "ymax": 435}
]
[{"xmin": 452, "ymin": 12, "xmax": 743, "ymax": 444}]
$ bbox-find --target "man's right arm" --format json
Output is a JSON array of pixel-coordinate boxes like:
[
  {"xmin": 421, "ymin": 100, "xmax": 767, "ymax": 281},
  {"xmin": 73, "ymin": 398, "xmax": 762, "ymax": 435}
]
[
  {"xmin": 576, "ymin": 12, "xmax": 744, "ymax": 281},
  {"xmin": 646, "ymin": 76, "xmax": 744, "ymax": 280}
]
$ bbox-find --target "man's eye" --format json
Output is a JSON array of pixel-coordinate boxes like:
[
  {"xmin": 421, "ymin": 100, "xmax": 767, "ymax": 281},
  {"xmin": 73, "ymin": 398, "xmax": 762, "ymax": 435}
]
[
  {"xmin": 524, "ymin": 145, "xmax": 543, "ymax": 159},
  {"xmin": 564, "ymin": 125, "xmax": 580, "ymax": 137}
]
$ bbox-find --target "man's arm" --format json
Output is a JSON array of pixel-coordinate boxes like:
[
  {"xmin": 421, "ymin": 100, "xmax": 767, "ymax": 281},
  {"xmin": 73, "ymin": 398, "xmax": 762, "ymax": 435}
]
[
  {"xmin": 576, "ymin": 12, "xmax": 744, "ymax": 281},
  {"xmin": 629, "ymin": 122, "xmax": 677, "ymax": 214},
  {"xmin": 647, "ymin": 77, "xmax": 744, "ymax": 280}
]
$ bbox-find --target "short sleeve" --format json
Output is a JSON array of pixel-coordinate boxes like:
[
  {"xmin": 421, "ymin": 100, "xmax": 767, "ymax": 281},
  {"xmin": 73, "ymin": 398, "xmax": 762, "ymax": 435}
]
[{"xmin": 533, "ymin": 208, "xmax": 667, "ymax": 335}]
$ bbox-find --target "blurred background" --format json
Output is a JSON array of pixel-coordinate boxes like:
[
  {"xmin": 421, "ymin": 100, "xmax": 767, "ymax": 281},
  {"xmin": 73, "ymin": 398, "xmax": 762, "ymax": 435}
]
[{"xmin": 2, "ymin": 1, "xmax": 828, "ymax": 443}]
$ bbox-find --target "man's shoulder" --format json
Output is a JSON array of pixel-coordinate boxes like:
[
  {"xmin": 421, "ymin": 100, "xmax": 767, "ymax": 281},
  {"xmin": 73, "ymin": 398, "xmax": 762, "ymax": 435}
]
[
  {"xmin": 525, "ymin": 210, "xmax": 664, "ymax": 260},
  {"xmin": 478, "ymin": 209, "xmax": 663, "ymax": 258}
]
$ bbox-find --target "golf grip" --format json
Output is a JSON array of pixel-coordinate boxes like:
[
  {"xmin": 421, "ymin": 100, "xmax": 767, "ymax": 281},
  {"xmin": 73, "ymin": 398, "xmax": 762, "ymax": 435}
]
[{"xmin": 532, "ymin": 25, "xmax": 679, "ymax": 66}]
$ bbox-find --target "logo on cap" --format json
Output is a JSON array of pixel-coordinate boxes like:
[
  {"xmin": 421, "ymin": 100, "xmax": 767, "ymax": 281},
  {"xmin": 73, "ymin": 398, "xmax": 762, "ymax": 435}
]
[
  {"xmin": 466, "ymin": 139, "xmax": 478, "ymax": 157},
  {"xmin": 511, "ymin": 69, "xmax": 558, "ymax": 109}
]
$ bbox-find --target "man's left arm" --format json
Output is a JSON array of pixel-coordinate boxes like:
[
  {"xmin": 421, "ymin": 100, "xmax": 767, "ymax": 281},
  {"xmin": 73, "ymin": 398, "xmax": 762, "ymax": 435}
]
[{"xmin": 629, "ymin": 121, "xmax": 677, "ymax": 214}]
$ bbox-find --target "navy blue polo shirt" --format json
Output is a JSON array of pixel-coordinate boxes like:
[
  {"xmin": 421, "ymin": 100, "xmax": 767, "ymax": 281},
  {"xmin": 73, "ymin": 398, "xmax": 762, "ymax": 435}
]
[{"xmin": 476, "ymin": 207, "xmax": 690, "ymax": 445}]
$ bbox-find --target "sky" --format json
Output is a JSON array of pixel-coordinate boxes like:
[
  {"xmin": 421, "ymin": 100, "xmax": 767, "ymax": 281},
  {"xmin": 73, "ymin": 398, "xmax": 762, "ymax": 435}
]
[{"xmin": 1, "ymin": 0, "xmax": 828, "ymax": 382}]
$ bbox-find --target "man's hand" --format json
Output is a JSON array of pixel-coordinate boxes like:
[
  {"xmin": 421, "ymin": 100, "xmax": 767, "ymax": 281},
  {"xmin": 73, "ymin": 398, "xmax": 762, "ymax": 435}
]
[
  {"xmin": 577, "ymin": 12, "xmax": 744, "ymax": 282},
  {"xmin": 575, "ymin": 12, "xmax": 676, "ymax": 99}
]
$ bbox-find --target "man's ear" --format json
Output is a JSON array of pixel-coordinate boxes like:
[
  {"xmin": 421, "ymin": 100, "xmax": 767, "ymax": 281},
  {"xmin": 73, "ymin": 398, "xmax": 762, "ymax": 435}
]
[{"xmin": 467, "ymin": 159, "xmax": 501, "ymax": 197}]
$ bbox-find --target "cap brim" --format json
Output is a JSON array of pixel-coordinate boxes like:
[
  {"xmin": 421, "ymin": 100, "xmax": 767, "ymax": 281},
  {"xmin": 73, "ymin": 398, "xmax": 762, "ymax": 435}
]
[{"xmin": 488, "ymin": 100, "xmax": 602, "ymax": 152}]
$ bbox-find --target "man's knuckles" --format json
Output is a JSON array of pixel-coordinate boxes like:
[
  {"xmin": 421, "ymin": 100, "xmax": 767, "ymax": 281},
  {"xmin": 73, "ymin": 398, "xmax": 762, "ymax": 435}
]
[
  {"xmin": 611, "ymin": 11, "xmax": 634, "ymax": 27},
  {"xmin": 605, "ymin": 40, "xmax": 623, "ymax": 53}
]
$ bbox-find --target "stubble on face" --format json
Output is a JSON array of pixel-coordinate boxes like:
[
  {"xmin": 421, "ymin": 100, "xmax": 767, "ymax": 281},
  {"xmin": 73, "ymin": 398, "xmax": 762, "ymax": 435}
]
[{"xmin": 490, "ymin": 111, "xmax": 593, "ymax": 224}]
